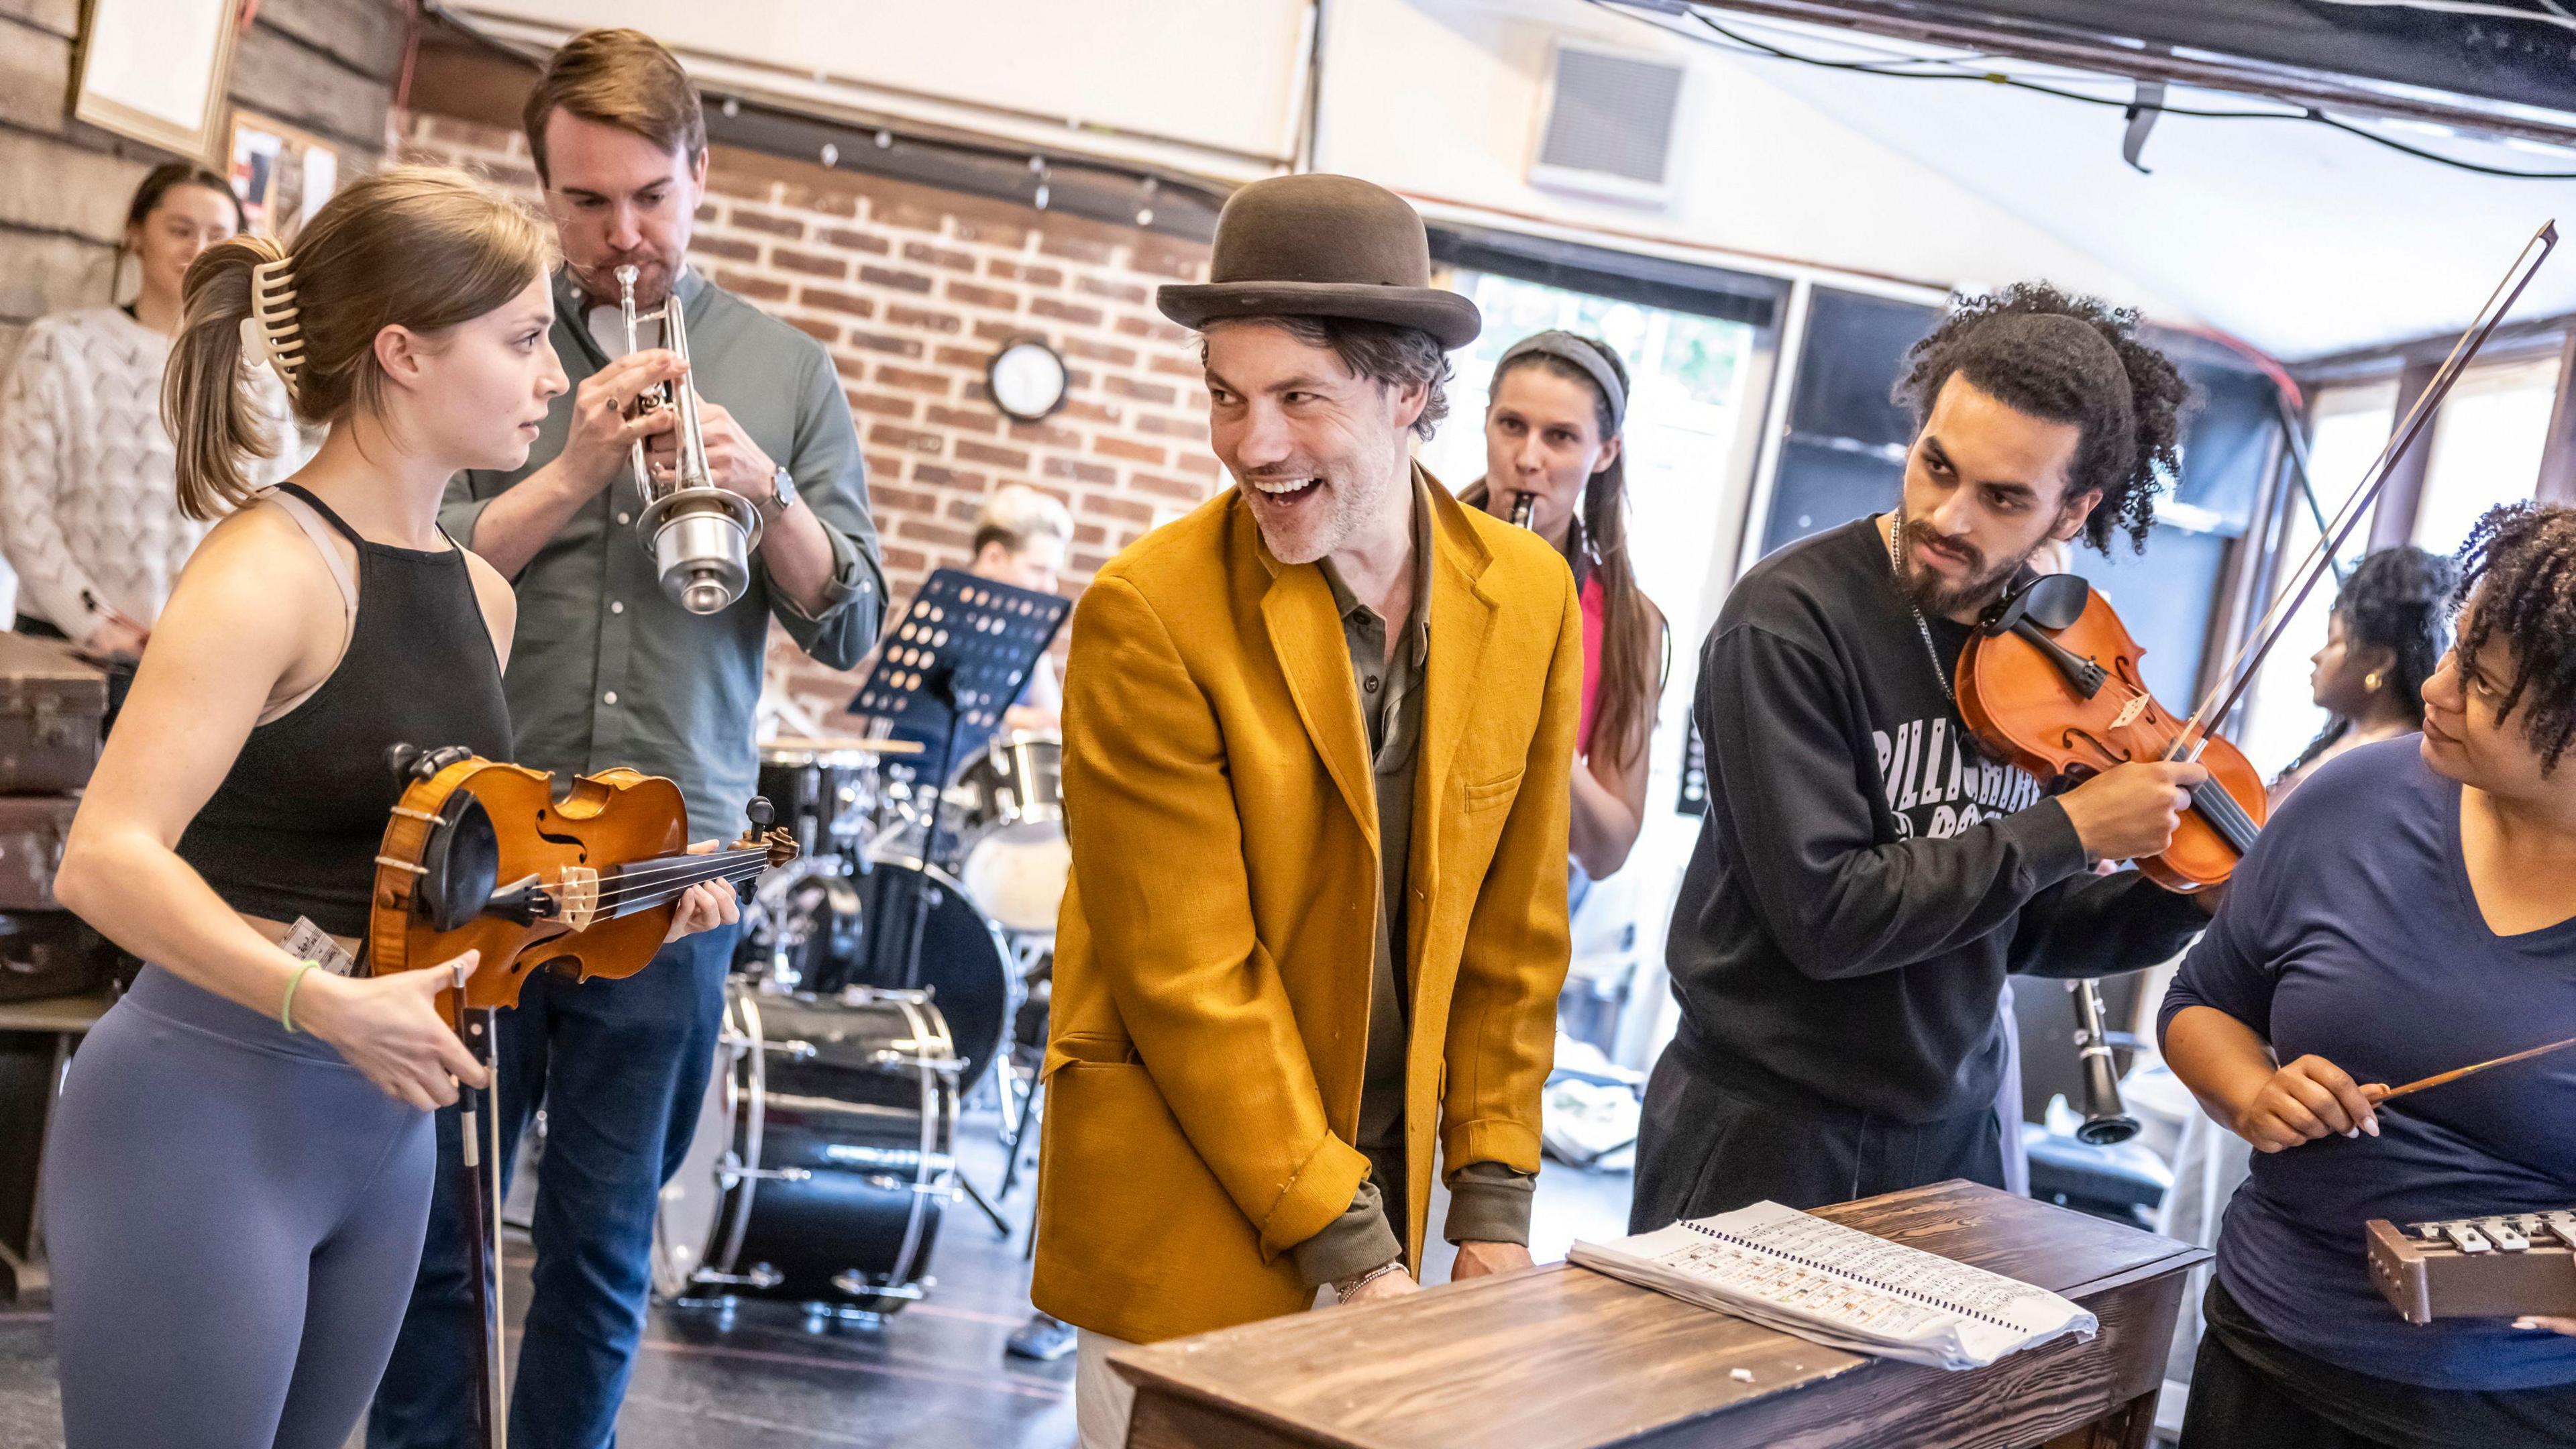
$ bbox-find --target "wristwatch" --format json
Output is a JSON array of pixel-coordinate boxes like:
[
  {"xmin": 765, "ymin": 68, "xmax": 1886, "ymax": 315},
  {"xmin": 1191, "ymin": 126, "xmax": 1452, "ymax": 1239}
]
[{"xmin": 759, "ymin": 465, "xmax": 800, "ymax": 519}]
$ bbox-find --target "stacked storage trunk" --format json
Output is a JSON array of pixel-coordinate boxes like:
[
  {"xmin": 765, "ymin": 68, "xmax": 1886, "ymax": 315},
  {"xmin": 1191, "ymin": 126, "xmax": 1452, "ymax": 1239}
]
[{"xmin": 0, "ymin": 633, "xmax": 115, "ymax": 1001}]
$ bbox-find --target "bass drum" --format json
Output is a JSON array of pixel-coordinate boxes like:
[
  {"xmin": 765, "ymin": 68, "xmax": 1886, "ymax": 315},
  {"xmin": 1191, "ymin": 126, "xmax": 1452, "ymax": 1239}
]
[
  {"xmin": 847, "ymin": 857, "xmax": 1012, "ymax": 1097},
  {"xmin": 653, "ymin": 984, "xmax": 961, "ymax": 1318}
]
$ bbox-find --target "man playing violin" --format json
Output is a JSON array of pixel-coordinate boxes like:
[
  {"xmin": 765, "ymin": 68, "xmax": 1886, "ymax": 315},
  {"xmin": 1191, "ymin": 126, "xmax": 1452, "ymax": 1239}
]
[
  {"xmin": 371, "ymin": 29, "xmax": 885, "ymax": 1449},
  {"xmin": 1633, "ymin": 284, "xmax": 2217, "ymax": 1230}
]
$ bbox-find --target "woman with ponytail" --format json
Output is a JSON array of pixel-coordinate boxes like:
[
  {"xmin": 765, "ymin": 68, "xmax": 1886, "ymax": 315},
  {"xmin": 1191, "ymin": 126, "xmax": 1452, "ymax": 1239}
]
[
  {"xmin": 1463, "ymin": 331, "xmax": 1667, "ymax": 899},
  {"xmin": 2271, "ymin": 545, "xmax": 2457, "ymax": 802},
  {"xmin": 40, "ymin": 166, "xmax": 733, "ymax": 1449}
]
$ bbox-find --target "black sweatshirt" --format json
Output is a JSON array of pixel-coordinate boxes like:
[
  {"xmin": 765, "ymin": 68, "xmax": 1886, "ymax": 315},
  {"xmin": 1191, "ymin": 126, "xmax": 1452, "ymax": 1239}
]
[{"xmin": 1665, "ymin": 517, "xmax": 2208, "ymax": 1122}]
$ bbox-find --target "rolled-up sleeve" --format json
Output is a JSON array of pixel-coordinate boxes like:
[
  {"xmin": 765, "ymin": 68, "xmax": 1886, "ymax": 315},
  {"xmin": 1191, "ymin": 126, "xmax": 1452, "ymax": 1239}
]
[{"xmin": 764, "ymin": 347, "xmax": 884, "ymax": 665}]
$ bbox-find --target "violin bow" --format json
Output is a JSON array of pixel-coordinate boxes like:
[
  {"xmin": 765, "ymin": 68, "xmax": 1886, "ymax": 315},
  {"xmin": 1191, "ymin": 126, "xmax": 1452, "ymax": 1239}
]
[
  {"xmin": 449, "ymin": 959, "xmax": 511, "ymax": 1449},
  {"xmin": 2176, "ymin": 222, "xmax": 2559, "ymax": 759}
]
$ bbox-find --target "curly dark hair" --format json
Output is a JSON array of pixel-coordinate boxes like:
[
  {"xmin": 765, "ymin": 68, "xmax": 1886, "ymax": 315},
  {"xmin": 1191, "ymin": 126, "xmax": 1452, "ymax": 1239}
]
[
  {"xmin": 2453, "ymin": 502, "xmax": 2576, "ymax": 775},
  {"xmin": 1891, "ymin": 282, "xmax": 2192, "ymax": 553},
  {"xmin": 2282, "ymin": 545, "xmax": 2458, "ymax": 779}
]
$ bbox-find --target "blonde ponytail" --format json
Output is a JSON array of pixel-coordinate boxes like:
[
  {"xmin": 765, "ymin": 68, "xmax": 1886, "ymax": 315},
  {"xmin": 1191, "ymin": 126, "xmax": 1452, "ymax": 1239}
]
[{"xmin": 164, "ymin": 234, "xmax": 291, "ymax": 521}]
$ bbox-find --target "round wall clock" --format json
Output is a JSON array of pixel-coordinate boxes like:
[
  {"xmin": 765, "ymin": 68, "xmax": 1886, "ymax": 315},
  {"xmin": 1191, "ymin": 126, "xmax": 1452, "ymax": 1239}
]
[{"xmin": 987, "ymin": 337, "xmax": 1070, "ymax": 423}]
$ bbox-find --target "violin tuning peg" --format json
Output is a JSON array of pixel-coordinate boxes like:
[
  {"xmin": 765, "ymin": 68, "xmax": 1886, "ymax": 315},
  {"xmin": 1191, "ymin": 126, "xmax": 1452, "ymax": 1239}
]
[{"xmin": 745, "ymin": 797, "xmax": 775, "ymax": 830}]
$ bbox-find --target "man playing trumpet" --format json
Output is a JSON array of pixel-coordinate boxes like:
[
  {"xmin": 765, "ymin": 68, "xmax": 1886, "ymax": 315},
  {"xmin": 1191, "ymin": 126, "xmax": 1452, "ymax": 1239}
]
[{"xmin": 371, "ymin": 28, "xmax": 885, "ymax": 1449}]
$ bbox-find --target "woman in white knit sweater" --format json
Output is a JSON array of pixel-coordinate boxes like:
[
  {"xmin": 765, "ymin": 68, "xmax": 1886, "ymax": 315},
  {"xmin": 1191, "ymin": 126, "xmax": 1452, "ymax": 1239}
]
[{"xmin": 0, "ymin": 162, "xmax": 305, "ymax": 660}]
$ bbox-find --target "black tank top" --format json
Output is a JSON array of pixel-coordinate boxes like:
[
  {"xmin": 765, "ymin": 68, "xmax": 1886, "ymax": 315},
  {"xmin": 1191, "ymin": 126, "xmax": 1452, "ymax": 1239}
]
[{"xmin": 174, "ymin": 484, "xmax": 513, "ymax": 938}]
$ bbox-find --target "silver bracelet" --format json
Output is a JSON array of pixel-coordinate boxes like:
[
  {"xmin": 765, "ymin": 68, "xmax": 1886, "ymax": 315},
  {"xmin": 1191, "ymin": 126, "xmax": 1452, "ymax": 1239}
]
[{"xmin": 1333, "ymin": 1258, "xmax": 1406, "ymax": 1301}]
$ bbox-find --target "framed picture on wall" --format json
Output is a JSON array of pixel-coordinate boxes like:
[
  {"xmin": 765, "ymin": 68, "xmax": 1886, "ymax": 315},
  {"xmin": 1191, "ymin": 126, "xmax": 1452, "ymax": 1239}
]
[
  {"xmin": 70, "ymin": 0, "xmax": 244, "ymax": 160},
  {"xmin": 227, "ymin": 109, "xmax": 341, "ymax": 239}
]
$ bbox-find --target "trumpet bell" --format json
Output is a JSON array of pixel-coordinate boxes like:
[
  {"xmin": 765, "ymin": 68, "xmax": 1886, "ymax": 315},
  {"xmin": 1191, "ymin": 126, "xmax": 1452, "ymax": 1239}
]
[{"xmin": 643, "ymin": 488, "xmax": 762, "ymax": 614}]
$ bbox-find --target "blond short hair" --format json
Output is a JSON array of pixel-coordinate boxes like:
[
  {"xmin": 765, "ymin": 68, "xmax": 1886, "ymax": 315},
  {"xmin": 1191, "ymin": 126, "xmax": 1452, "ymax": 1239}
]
[{"xmin": 973, "ymin": 485, "xmax": 1074, "ymax": 559}]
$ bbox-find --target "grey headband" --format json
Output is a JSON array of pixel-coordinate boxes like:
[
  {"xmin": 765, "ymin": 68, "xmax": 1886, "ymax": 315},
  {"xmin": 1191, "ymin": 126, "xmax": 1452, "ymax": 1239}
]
[{"xmin": 1495, "ymin": 330, "xmax": 1626, "ymax": 431}]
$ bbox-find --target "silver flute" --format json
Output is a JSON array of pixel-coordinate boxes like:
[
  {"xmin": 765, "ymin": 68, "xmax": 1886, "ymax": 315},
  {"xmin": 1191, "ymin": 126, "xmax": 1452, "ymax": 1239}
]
[{"xmin": 616, "ymin": 264, "xmax": 763, "ymax": 614}]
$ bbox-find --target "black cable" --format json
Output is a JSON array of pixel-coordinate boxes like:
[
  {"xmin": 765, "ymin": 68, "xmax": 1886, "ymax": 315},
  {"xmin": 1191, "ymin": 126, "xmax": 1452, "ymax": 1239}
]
[{"xmin": 1586, "ymin": 1, "xmax": 2576, "ymax": 180}]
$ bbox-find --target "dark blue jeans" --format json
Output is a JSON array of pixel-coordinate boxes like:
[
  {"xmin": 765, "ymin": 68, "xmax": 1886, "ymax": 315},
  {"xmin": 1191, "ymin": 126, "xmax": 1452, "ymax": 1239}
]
[{"xmin": 368, "ymin": 924, "xmax": 739, "ymax": 1449}]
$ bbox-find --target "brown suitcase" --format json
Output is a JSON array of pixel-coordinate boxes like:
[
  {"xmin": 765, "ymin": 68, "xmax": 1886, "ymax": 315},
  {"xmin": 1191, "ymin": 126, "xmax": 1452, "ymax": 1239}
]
[
  {"xmin": 0, "ymin": 912, "xmax": 115, "ymax": 1004},
  {"xmin": 0, "ymin": 797, "xmax": 79, "ymax": 910},
  {"xmin": 0, "ymin": 635, "xmax": 104, "ymax": 794}
]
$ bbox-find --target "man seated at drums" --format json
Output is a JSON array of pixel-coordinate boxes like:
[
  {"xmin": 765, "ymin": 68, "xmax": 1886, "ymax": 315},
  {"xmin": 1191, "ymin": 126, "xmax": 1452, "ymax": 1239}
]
[
  {"xmin": 1032, "ymin": 174, "xmax": 1582, "ymax": 1449},
  {"xmin": 967, "ymin": 482, "xmax": 1073, "ymax": 732}
]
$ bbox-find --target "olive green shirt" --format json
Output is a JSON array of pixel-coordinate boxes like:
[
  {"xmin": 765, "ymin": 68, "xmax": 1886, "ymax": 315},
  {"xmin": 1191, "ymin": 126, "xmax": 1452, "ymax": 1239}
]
[
  {"xmin": 1290, "ymin": 476, "xmax": 1536, "ymax": 1289},
  {"xmin": 442, "ymin": 268, "xmax": 887, "ymax": 838}
]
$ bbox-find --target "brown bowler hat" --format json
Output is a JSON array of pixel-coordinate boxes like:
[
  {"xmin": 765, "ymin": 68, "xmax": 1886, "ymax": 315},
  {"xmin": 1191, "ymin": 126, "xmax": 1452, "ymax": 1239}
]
[{"xmin": 1157, "ymin": 174, "xmax": 1481, "ymax": 350}]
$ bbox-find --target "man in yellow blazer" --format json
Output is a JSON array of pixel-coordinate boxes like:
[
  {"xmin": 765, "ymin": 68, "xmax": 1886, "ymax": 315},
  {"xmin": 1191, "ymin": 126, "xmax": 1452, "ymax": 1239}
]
[{"xmin": 1031, "ymin": 173, "xmax": 1582, "ymax": 1447}]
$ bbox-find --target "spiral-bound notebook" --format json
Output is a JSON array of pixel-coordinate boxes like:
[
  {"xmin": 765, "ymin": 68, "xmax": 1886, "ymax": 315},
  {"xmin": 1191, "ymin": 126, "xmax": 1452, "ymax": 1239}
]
[{"xmin": 1568, "ymin": 1201, "xmax": 2096, "ymax": 1371}]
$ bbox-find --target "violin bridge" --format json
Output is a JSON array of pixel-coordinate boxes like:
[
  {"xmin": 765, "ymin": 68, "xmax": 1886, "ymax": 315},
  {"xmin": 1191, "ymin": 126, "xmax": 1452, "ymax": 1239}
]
[
  {"xmin": 2109, "ymin": 695, "xmax": 2151, "ymax": 730},
  {"xmin": 557, "ymin": 867, "xmax": 600, "ymax": 931}
]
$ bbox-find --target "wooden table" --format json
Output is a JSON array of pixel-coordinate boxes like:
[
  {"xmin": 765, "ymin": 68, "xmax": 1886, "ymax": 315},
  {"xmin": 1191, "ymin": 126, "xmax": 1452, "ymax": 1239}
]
[
  {"xmin": 0, "ymin": 989, "xmax": 113, "ymax": 1304},
  {"xmin": 1111, "ymin": 1180, "xmax": 2206, "ymax": 1449}
]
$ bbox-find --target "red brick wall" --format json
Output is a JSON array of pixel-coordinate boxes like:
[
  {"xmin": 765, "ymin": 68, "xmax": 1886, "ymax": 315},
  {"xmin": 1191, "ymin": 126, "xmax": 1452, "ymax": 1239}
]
[{"xmin": 397, "ymin": 111, "xmax": 1220, "ymax": 729}]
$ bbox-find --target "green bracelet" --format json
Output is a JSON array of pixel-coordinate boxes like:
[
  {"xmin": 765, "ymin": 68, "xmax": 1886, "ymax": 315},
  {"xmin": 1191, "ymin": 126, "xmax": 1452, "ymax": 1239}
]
[{"xmin": 279, "ymin": 960, "xmax": 322, "ymax": 1034}]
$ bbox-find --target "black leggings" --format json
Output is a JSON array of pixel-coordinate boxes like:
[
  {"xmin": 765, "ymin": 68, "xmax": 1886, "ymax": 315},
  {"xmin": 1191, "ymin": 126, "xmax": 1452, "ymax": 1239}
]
[{"xmin": 2181, "ymin": 1280, "xmax": 2576, "ymax": 1449}]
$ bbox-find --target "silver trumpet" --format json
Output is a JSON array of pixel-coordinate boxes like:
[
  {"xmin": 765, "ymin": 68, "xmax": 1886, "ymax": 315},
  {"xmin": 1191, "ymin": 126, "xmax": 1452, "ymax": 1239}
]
[
  {"xmin": 2069, "ymin": 978, "xmax": 2141, "ymax": 1146},
  {"xmin": 616, "ymin": 264, "xmax": 762, "ymax": 614}
]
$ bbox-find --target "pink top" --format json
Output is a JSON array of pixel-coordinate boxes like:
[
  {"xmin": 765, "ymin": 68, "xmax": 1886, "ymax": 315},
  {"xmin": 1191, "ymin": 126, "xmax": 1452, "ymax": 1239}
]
[{"xmin": 1576, "ymin": 570, "xmax": 1607, "ymax": 757}]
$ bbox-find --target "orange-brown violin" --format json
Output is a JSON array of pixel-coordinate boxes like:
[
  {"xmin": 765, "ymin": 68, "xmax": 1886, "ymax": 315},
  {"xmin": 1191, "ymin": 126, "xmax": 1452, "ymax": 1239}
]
[
  {"xmin": 1955, "ymin": 574, "xmax": 2265, "ymax": 894},
  {"xmin": 366, "ymin": 743, "xmax": 795, "ymax": 1014}
]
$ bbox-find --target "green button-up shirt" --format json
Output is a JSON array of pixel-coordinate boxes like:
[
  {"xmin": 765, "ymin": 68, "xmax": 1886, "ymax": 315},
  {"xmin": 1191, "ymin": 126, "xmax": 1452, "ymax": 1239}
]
[
  {"xmin": 1291, "ymin": 475, "xmax": 1535, "ymax": 1289},
  {"xmin": 443, "ymin": 269, "xmax": 885, "ymax": 837}
]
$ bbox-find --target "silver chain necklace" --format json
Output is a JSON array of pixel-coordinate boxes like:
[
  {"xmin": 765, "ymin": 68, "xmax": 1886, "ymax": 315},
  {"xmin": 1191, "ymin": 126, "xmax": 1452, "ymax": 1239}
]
[{"xmin": 1887, "ymin": 515, "xmax": 1956, "ymax": 704}]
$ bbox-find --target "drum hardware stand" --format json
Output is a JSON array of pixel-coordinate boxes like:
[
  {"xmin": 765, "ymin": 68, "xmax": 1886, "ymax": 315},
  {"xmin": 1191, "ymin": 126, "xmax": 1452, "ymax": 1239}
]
[{"xmin": 845, "ymin": 569, "xmax": 1069, "ymax": 1242}]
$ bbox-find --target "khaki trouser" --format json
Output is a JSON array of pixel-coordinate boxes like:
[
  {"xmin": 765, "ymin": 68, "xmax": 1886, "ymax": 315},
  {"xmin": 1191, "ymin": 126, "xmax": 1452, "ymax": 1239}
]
[{"xmin": 1075, "ymin": 1332, "xmax": 1138, "ymax": 1449}]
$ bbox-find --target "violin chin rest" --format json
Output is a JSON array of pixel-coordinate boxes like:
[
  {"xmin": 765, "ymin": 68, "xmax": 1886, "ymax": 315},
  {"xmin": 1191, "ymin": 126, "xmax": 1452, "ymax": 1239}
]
[{"xmin": 419, "ymin": 790, "xmax": 502, "ymax": 933}]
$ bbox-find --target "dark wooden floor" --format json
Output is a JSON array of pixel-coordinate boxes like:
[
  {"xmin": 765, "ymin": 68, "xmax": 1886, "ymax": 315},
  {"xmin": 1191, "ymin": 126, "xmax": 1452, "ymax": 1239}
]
[{"xmin": 0, "ymin": 1106, "xmax": 1633, "ymax": 1448}]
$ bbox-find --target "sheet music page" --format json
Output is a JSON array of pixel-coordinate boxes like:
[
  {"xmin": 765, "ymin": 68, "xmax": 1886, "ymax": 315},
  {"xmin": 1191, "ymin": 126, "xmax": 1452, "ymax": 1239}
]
[{"xmin": 1568, "ymin": 1200, "xmax": 2097, "ymax": 1371}]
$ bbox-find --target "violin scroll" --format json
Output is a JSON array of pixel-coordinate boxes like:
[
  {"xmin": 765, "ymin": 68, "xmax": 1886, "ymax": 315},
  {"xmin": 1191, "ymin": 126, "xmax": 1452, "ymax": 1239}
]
[{"xmin": 739, "ymin": 795, "xmax": 800, "ymax": 870}]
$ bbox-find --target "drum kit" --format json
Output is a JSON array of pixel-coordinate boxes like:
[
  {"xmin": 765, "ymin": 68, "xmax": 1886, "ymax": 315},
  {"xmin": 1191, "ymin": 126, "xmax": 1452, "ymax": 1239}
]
[{"xmin": 651, "ymin": 730, "xmax": 1067, "ymax": 1332}]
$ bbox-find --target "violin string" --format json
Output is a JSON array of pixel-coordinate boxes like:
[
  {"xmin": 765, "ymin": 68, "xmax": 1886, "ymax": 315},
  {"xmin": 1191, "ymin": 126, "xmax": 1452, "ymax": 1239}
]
[
  {"xmin": 585, "ymin": 855, "xmax": 775, "ymax": 908},
  {"xmin": 579, "ymin": 845, "xmax": 780, "ymax": 897},
  {"xmin": 524, "ymin": 849, "xmax": 780, "ymax": 914},
  {"xmin": 595, "ymin": 868, "xmax": 771, "ymax": 916}
]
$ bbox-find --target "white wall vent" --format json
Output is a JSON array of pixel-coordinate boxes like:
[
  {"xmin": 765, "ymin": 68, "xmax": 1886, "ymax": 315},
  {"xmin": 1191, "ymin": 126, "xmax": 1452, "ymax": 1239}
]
[{"xmin": 1529, "ymin": 42, "xmax": 1685, "ymax": 208}]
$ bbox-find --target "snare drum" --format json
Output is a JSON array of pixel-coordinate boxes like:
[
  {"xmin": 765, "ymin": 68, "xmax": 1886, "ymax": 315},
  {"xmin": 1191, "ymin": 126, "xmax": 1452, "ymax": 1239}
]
[
  {"xmin": 652, "ymin": 983, "xmax": 960, "ymax": 1320},
  {"xmin": 955, "ymin": 731, "xmax": 1063, "ymax": 841},
  {"xmin": 757, "ymin": 739, "xmax": 882, "ymax": 859}
]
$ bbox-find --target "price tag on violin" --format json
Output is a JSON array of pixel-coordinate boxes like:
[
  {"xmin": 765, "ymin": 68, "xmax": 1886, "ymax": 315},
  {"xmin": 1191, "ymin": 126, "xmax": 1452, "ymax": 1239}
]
[{"xmin": 280, "ymin": 916, "xmax": 360, "ymax": 977}]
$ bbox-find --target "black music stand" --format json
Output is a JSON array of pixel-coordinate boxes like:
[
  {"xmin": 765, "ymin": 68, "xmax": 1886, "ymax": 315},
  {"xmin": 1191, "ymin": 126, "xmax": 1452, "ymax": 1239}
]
[
  {"xmin": 850, "ymin": 568, "xmax": 1069, "ymax": 979},
  {"xmin": 849, "ymin": 570, "xmax": 1069, "ymax": 1239}
]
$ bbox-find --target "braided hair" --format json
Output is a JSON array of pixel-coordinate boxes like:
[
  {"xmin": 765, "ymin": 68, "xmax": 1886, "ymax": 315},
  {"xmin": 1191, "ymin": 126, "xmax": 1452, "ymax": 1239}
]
[
  {"xmin": 1892, "ymin": 282, "xmax": 2192, "ymax": 553},
  {"xmin": 2282, "ymin": 546, "xmax": 2458, "ymax": 779},
  {"xmin": 2453, "ymin": 502, "xmax": 2576, "ymax": 775}
]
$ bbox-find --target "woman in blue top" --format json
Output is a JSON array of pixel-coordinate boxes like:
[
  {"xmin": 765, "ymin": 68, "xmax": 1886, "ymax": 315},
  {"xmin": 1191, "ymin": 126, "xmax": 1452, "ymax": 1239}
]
[{"xmin": 2161, "ymin": 500, "xmax": 2576, "ymax": 1448}]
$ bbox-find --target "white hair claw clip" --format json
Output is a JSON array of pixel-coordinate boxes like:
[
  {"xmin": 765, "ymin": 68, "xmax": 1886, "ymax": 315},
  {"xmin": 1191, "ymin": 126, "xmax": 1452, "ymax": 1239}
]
[{"xmin": 243, "ymin": 255, "xmax": 305, "ymax": 387}]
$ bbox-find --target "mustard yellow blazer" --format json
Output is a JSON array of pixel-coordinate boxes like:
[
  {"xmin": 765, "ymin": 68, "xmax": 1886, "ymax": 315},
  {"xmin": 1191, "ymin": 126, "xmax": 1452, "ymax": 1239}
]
[{"xmin": 1031, "ymin": 470, "xmax": 1580, "ymax": 1345}]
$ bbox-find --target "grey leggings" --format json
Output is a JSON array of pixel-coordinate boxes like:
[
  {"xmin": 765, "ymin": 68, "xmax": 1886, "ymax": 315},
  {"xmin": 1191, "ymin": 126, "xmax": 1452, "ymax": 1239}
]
[{"xmin": 44, "ymin": 965, "xmax": 435, "ymax": 1449}]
